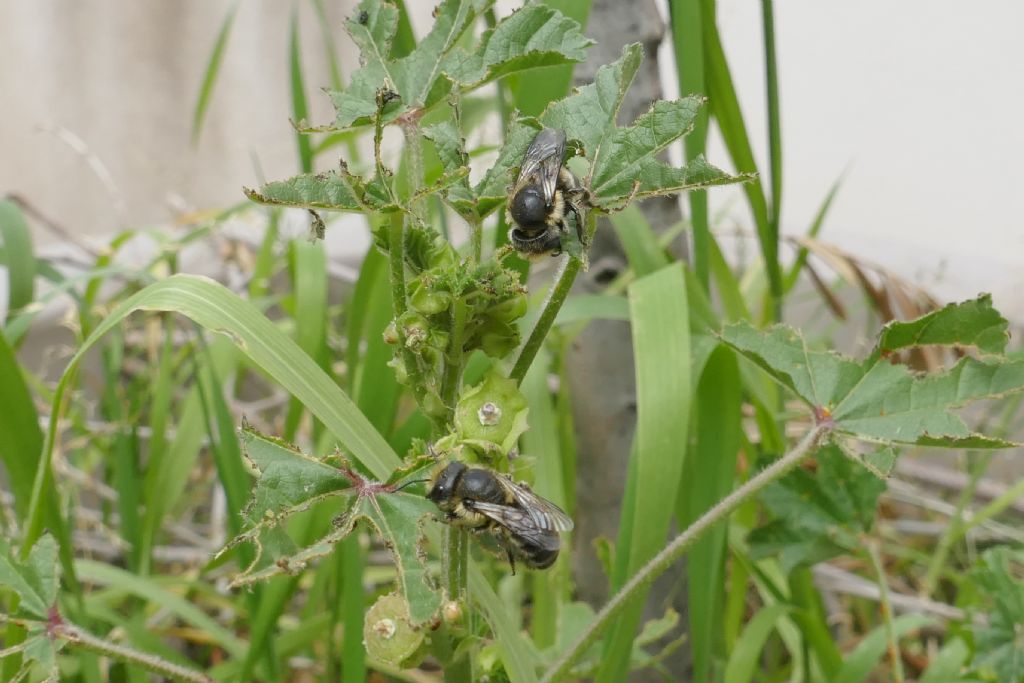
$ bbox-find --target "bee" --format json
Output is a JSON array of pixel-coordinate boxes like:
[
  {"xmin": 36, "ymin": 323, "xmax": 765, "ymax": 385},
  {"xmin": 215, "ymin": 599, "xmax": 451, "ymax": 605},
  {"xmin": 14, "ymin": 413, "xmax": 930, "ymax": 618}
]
[
  {"xmin": 426, "ymin": 461, "xmax": 574, "ymax": 572},
  {"xmin": 507, "ymin": 128, "xmax": 590, "ymax": 258}
]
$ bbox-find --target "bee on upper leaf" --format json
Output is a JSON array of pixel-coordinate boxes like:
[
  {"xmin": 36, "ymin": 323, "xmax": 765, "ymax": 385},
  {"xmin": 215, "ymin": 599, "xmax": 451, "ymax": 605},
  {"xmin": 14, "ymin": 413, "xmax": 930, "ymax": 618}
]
[{"xmin": 507, "ymin": 128, "xmax": 591, "ymax": 258}]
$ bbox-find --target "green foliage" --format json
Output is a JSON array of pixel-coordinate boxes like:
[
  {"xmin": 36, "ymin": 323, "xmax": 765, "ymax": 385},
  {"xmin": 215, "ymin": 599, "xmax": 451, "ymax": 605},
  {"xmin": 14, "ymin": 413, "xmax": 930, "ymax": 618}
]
[
  {"xmin": 748, "ymin": 445, "xmax": 886, "ymax": 572},
  {"xmin": 720, "ymin": 296, "xmax": 1024, "ymax": 453},
  {"xmin": 0, "ymin": 534, "xmax": 58, "ymax": 620},
  {"xmin": 970, "ymin": 547, "xmax": 1024, "ymax": 683}
]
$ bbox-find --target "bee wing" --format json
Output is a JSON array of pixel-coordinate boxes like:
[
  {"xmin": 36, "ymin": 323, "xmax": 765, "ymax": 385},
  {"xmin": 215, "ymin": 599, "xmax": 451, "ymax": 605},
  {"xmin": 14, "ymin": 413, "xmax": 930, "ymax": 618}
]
[
  {"xmin": 515, "ymin": 129, "xmax": 566, "ymax": 206},
  {"xmin": 498, "ymin": 477, "xmax": 575, "ymax": 532},
  {"xmin": 468, "ymin": 501, "xmax": 562, "ymax": 551}
]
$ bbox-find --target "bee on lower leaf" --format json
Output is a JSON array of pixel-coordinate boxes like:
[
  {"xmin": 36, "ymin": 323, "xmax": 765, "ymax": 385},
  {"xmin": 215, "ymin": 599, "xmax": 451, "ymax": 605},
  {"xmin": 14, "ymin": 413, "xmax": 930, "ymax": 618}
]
[{"xmin": 426, "ymin": 461, "xmax": 573, "ymax": 573}]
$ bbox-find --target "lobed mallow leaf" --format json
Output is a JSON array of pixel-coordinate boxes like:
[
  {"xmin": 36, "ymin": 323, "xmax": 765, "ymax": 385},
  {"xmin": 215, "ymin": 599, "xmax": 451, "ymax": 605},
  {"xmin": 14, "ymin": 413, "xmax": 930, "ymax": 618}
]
[
  {"xmin": 0, "ymin": 534, "xmax": 59, "ymax": 619},
  {"xmin": 225, "ymin": 428, "xmax": 441, "ymax": 624},
  {"xmin": 244, "ymin": 165, "xmax": 468, "ymax": 213},
  {"xmin": 720, "ymin": 317, "xmax": 1024, "ymax": 449},
  {"xmin": 327, "ymin": 0, "xmax": 590, "ymax": 130},
  {"xmin": 747, "ymin": 445, "xmax": 886, "ymax": 573},
  {"xmin": 540, "ymin": 43, "xmax": 748, "ymax": 211},
  {"xmin": 876, "ymin": 293, "xmax": 1009, "ymax": 355},
  {"xmin": 969, "ymin": 547, "xmax": 1024, "ymax": 683}
]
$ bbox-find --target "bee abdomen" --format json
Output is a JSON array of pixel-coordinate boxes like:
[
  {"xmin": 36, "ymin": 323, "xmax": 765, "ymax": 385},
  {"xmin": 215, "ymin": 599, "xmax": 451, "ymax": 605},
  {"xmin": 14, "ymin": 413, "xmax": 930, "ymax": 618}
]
[{"xmin": 513, "ymin": 535, "xmax": 560, "ymax": 569}]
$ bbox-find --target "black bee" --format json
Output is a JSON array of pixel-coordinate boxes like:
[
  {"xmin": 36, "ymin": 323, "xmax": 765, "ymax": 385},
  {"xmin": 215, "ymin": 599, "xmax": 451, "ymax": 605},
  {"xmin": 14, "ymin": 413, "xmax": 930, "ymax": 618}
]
[
  {"xmin": 426, "ymin": 461, "xmax": 574, "ymax": 572},
  {"xmin": 507, "ymin": 128, "xmax": 590, "ymax": 258}
]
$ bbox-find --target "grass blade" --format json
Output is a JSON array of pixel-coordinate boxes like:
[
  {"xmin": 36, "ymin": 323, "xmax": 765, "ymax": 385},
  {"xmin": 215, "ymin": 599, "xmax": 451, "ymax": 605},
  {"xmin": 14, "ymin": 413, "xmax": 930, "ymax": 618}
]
[
  {"xmin": 680, "ymin": 346, "xmax": 742, "ymax": 683},
  {"xmin": 669, "ymin": 0, "xmax": 710, "ymax": 289},
  {"xmin": 700, "ymin": 1, "xmax": 781, "ymax": 319},
  {"xmin": 834, "ymin": 614, "xmax": 932, "ymax": 683},
  {"xmin": 25, "ymin": 274, "xmax": 401, "ymax": 560},
  {"xmin": 290, "ymin": 8, "xmax": 314, "ymax": 172},
  {"xmin": 723, "ymin": 603, "xmax": 788, "ymax": 683},
  {"xmin": 599, "ymin": 264, "xmax": 691, "ymax": 683},
  {"xmin": 191, "ymin": 2, "xmax": 238, "ymax": 144},
  {"xmin": 761, "ymin": 0, "xmax": 782, "ymax": 249},
  {"xmin": 783, "ymin": 174, "xmax": 844, "ymax": 292},
  {"xmin": 0, "ymin": 199, "xmax": 36, "ymax": 324}
]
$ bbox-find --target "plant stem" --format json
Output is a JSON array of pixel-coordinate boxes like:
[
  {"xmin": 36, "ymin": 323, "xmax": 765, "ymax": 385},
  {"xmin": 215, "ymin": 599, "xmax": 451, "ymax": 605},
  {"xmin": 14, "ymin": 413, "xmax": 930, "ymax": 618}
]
[
  {"xmin": 387, "ymin": 212, "xmax": 433, "ymax": 416},
  {"xmin": 56, "ymin": 622, "xmax": 213, "ymax": 683},
  {"xmin": 440, "ymin": 297, "xmax": 468, "ymax": 422},
  {"xmin": 540, "ymin": 423, "xmax": 830, "ymax": 683},
  {"xmin": 402, "ymin": 120, "xmax": 426, "ymax": 224},
  {"xmin": 510, "ymin": 213, "xmax": 597, "ymax": 385},
  {"xmin": 867, "ymin": 539, "xmax": 905, "ymax": 683}
]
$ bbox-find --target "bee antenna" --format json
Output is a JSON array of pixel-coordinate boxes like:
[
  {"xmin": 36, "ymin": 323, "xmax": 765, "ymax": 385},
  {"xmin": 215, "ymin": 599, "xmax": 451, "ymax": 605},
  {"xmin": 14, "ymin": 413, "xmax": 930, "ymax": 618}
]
[{"xmin": 389, "ymin": 479, "xmax": 425, "ymax": 493}]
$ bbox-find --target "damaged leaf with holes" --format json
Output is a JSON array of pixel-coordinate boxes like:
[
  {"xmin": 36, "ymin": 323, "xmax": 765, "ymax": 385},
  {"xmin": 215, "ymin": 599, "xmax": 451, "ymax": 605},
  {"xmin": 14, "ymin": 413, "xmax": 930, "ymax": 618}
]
[
  {"xmin": 222, "ymin": 428, "xmax": 441, "ymax": 624},
  {"xmin": 719, "ymin": 295, "xmax": 1024, "ymax": 456}
]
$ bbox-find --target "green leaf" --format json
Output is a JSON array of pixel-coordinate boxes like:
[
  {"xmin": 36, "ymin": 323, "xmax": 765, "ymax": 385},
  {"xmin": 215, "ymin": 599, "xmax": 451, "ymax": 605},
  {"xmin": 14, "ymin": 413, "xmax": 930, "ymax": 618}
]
[
  {"xmin": 747, "ymin": 445, "xmax": 886, "ymax": 572},
  {"xmin": 918, "ymin": 637, "xmax": 970, "ymax": 683},
  {"xmin": 876, "ymin": 294, "xmax": 1009, "ymax": 355},
  {"xmin": 599, "ymin": 264, "xmax": 691, "ymax": 683},
  {"xmin": 442, "ymin": 4, "xmax": 593, "ymax": 87},
  {"xmin": 970, "ymin": 547, "xmax": 1024, "ymax": 683},
  {"xmin": 719, "ymin": 319, "xmax": 1024, "ymax": 449},
  {"xmin": 0, "ymin": 535, "xmax": 58, "ymax": 619},
  {"xmin": 244, "ymin": 165, "xmax": 468, "ymax": 213},
  {"xmin": 423, "ymin": 119, "xmax": 477, "ymax": 220},
  {"xmin": 327, "ymin": 0, "xmax": 588, "ymax": 130},
  {"xmin": 723, "ymin": 604, "xmax": 789, "ymax": 683},
  {"xmin": 540, "ymin": 44, "xmax": 747, "ymax": 211},
  {"xmin": 0, "ymin": 199, "xmax": 36, "ymax": 322},
  {"xmin": 191, "ymin": 2, "xmax": 238, "ymax": 143},
  {"xmin": 833, "ymin": 614, "xmax": 933, "ymax": 683},
  {"xmin": 226, "ymin": 429, "xmax": 441, "ymax": 625}
]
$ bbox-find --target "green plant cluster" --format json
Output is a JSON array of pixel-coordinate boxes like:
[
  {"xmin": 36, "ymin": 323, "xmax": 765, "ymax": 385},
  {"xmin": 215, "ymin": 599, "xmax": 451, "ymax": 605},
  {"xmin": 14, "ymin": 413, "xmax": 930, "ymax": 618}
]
[{"xmin": 2, "ymin": 0, "xmax": 1024, "ymax": 682}]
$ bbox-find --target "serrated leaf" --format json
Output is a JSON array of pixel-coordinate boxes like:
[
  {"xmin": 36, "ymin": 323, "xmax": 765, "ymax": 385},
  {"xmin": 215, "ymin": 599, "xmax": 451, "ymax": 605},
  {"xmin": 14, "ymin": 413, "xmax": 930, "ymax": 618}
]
[
  {"xmin": 442, "ymin": 4, "xmax": 593, "ymax": 87},
  {"xmin": 244, "ymin": 165, "xmax": 468, "ymax": 213},
  {"xmin": 876, "ymin": 294, "xmax": 1008, "ymax": 355},
  {"xmin": 539, "ymin": 44, "xmax": 747, "ymax": 211},
  {"xmin": 970, "ymin": 547, "xmax": 1024, "ymax": 683},
  {"xmin": 747, "ymin": 445, "xmax": 886, "ymax": 572},
  {"xmin": 423, "ymin": 120, "xmax": 477, "ymax": 219},
  {"xmin": 225, "ymin": 429, "xmax": 441, "ymax": 624},
  {"xmin": 719, "ymin": 320, "xmax": 1024, "ymax": 449},
  {"xmin": 0, "ymin": 534, "xmax": 58, "ymax": 619},
  {"xmin": 327, "ymin": 0, "xmax": 589, "ymax": 130}
]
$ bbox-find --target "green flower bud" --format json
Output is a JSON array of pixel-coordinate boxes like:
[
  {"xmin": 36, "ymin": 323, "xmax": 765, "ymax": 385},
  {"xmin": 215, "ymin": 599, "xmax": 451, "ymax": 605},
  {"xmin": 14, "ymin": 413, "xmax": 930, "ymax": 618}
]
[{"xmin": 455, "ymin": 372, "xmax": 529, "ymax": 456}]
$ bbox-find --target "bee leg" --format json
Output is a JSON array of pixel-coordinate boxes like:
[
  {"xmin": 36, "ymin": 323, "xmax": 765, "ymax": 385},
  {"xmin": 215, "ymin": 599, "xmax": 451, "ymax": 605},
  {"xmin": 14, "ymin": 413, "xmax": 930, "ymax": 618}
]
[
  {"xmin": 566, "ymin": 203, "xmax": 586, "ymax": 247},
  {"xmin": 505, "ymin": 545, "xmax": 517, "ymax": 575}
]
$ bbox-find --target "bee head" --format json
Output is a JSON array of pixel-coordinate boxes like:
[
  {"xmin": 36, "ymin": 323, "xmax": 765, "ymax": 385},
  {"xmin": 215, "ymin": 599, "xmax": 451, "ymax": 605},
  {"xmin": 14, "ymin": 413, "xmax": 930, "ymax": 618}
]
[
  {"xmin": 427, "ymin": 461, "xmax": 467, "ymax": 505},
  {"xmin": 510, "ymin": 186, "xmax": 548, "ymax": 229}
]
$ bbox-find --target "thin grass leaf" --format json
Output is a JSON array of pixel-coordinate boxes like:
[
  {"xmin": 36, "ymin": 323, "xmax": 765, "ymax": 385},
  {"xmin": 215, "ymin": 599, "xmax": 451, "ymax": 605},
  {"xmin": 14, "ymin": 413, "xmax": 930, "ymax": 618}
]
[
  {"xmin": 75, "ymin": 560, "xmax": 247, "ymax": 660},
  {"xmin": 783, "ymin": 174, "xmax": 844, "ymax": 292},
  {"xmin": 308, "ymin": 0, "xmax": 344, "ymax": 91},
  {"xmin": 609, "ymin": 205, "xmax": 669, "ymax": 277},
  {"xmin": 25, "ymin": 275, "xmax": 402, "ymax": 565},
  {"xmin": 681, "ymin": 347, "xmax": 742, "ymax": 683},
  {"xmin": 669, "ymin": 0, "xmax": 710, "ymax": 288},
  {"xmin": 191, "ymin": 2, "xmax": 238, "ymax": 144},
  {"xmin": 0, "ymin": 199, "xmax": 36, "ymax": 324},
  {"xmin": 833, "ymin": 614, "xmax": 933, "ymax": 683},
  {"xmin": 700, "ymin": 4, "xmax": 781, "ymax": 318},
  {"xmin": 722, "ymin": 604, "xmax": 788, "ymax": 683},
  {"xmin": 289, "ymin": 9, "xmax": 314, "ymax": 172},
  {"xmin": 599, "ymin": 264, "xmax": 691, "ymax": 683}
]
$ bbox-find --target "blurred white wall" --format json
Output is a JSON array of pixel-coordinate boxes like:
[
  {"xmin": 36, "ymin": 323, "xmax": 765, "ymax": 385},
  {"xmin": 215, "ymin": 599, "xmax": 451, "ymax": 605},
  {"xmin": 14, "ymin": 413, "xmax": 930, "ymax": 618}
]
[
  {"xmin": 659, "ymin": 0, "xmax": 1024, "ymax": 321},
  {"xmin": 3, "ymin": 1, "xmax": 1023, "ymax": 320}
]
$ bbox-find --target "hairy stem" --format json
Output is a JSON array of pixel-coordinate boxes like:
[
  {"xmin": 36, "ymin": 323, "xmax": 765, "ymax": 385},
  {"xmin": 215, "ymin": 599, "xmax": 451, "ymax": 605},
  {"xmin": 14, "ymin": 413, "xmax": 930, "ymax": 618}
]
[
  {"xmin": 510, "ymin": 213, "xmax": 597, "ymax": 385},
  {"xmin": 440, "ymin": 297, "xmax": 468, "ymax": 422},
  {"xmin": 541, "ymin": 423, "xmax": 830, "ymax": 682},
  {"xmin": 56, "ymin": 622, "xmax": 212, "ymax": 683},
  {"xmin": 388, "ymin": 213, "xmax": 432, "ymax": 417},
  {"xmin": 402, "ymin": 121, "xmax": 426, "ymax": 224},
  {"xmin": 867, "ymin": 540, "xmax": 905, "ymax": 683}
]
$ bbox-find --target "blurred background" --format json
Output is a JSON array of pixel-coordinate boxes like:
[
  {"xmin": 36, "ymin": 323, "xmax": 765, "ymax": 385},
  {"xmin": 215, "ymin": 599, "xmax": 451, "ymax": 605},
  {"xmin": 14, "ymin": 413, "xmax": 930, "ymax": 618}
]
[{"xmin": 4, "ymin": 0, "xmax": 1023, "ymax": 319}]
